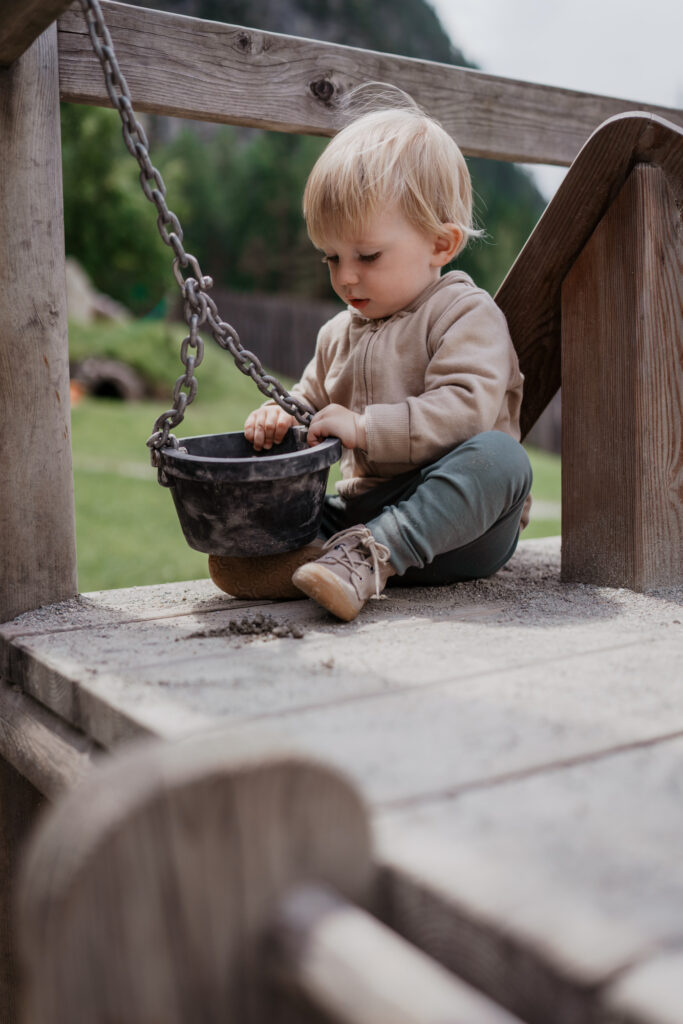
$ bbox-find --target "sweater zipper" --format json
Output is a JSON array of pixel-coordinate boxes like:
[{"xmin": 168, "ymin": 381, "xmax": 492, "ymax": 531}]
[{"xmin": 361, "ymin": 320, "xmax": 383, "ymax": 408}]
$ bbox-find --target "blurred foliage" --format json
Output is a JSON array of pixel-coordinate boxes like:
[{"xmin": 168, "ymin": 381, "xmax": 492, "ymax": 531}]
[
  {"xmin": 68, "ymin": 318, "xmax": 272, "ymax": 406},
  {"xmin": 457, "ymin": 158, "xmax": 545, "ymax": 292},
  {"xmin": 163, "ymin": 126, "xmax": 331, "ymax": 297},
  {"xmin": 61, "ymin": 104, "xmax": 184, "ymax": 314}
]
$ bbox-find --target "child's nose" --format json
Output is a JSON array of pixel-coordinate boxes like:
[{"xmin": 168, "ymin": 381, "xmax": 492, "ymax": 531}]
[{"xmin": 338, "ymin": 261, "xmax": 360, "ymax": 286}]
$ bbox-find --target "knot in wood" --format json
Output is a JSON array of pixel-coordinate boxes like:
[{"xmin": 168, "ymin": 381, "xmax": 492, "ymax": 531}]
[
  {"xmin": 310, "ymin": 78, "xmax": 335, "ymax": 103},
  {"xmin": 236, "ymin": 32, "xmax": 251, "ymax": 52}
]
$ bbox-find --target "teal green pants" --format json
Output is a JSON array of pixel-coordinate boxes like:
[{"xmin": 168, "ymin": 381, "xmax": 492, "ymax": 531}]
[{"xmin": 321, "ymin": 431, "xmax": 532, "ymax": 586}]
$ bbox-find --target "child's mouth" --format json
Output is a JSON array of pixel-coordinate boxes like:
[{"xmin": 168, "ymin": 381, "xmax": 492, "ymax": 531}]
[{"xmin": 349, "ymin": 298, "xmax": 369, "ymax": 310}]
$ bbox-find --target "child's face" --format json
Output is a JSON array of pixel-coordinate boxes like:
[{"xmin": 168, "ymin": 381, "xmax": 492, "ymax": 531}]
[{"xmin": 318, "ymin": 206, "xmax": 453, "ymax": 320}]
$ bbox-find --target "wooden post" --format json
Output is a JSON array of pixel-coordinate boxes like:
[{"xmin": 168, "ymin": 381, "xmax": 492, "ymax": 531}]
[
  {"xmin": 0, "ymin": 758, "xmax": 45, "ymax": 1021},
  {"xmin": 561, "ymin": 163, "xmax": 682, "ymax": 590},
  {"xmin": 17, "ymin": 734, "xmax": 375, "ymax": 1023},
  {"xmin": 0, "ymin": 0, "xmax": 76, "ymax": 66},
  {"xmin": 17, "ymin": 731, "xmax": 523, "ymax": 1023},
  {"xmin": 0, "ymin": 24, "xmax": 77, "ymax": 622}
]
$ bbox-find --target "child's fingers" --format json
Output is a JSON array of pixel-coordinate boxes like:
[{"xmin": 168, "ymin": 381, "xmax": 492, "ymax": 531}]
[
  {"xmin": 272, "ymin": 414, "xmax": 295, "ymax": 445},
  {"xmin": 245, "ymin": 406, "xmax": 295, "ymax": 450}
]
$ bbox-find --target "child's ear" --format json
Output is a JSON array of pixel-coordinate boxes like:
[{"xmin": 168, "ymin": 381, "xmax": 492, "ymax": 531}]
[{"xmin": 431, "ymin": 224, "xmax": 463, "ymax": 267}]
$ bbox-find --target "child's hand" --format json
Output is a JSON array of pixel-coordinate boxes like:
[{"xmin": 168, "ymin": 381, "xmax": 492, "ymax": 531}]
[
  {"xmin": 308, "ymin": 404, "xmax": 367, "ymax": 450},
  {"xmin": 244, "ymin": 405, "xmax": 297, "ymax": 450}
]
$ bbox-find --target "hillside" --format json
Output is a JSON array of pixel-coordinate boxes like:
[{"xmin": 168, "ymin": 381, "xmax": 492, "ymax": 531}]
[{"xmin": 125, "ymin": 0, "xmax": 469, "ymax": 66}]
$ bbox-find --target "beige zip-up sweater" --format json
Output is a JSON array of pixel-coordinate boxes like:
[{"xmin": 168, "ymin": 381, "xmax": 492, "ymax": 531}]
[{"xmin": 291, "ymin": 271, "xmax": 525, "ymax": 508}]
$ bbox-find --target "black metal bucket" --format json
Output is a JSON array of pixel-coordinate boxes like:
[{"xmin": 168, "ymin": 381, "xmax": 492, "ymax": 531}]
[{"xmin": 157, "ymin": 427, "xmax": 341, "ymax": 556}]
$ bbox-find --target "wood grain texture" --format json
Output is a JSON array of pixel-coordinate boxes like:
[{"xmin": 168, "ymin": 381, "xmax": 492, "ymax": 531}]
[
  {"xmin": 18, "ymin": 733, "xmax": 374, "ymax": 1024},
  {"xmin": 273, "ymin": 883, "xmax": 525, "ymax": 1024},
  {"xmin": 0, "ymin": 758, "xmax": 45, "ymax": 1023},
  {"xmin": 0, "ymin": 24, "xmax": 77, "ymax": 622},
  {"xmin": 561, "ymin": 164, "xmax": 682, "ymax": 589},
  {"xmin": 377, "ymin": 735, "xmax": 683, "ymax": 1024},
  {"xmin": 57, "ymin": 1, "xmax": 682, "ymax": 166},
  {"xmin": 0, "ymin": 679, "xmax": 98, "ymax": 798},
  {"xmin": 495, "ymin": 113, "xmax": 683, "ymax": 437},
  {"xmin": 0, "ymin": 0, "xmax": 74, "ymax": 66}
]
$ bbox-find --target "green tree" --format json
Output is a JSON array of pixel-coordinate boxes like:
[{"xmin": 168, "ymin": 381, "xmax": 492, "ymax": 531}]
[
  {"xmin": 163, "ymin": 126, "xmax": 330, "ymax": 297},
  {"xmin": 61, "ymin": 103, "xmax": 178, "ymax": 314}
]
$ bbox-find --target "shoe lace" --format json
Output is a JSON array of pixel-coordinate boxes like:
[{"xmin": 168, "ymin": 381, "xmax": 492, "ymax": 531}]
[{"xmin": 322, "ymin": 526, "xmax": 391, "ymax": 599}]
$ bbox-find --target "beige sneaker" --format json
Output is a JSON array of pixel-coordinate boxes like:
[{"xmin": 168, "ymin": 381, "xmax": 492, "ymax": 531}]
[
  {"xmin": 291, "ymin": 525, "xmax": 395, "ymax": 621},
  {"xmin": 208, "ymin": 539, "xmax": 324, "ymax": 600}
]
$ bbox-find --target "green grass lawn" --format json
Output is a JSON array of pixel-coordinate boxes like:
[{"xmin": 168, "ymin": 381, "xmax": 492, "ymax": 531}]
[{"xmin": 70, "ymin": 325, "xmax": 560, "ymax": 591}]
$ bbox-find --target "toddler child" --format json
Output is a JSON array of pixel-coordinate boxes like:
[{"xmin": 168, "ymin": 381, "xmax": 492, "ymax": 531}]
[{"xmin": 240, "ymin": 104, "xmax": 532, "ymax": 621}]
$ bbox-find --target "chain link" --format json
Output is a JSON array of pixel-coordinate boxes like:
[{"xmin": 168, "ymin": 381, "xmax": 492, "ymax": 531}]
[{"xmin": 78, "ymin": 0, "xmax": 313, "ymax": 473}]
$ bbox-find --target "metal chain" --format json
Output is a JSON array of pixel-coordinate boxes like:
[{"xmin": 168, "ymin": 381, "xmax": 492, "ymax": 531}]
[{"xmin": 78, "ymin": 0, "xmax": 313, "ymax": 471}]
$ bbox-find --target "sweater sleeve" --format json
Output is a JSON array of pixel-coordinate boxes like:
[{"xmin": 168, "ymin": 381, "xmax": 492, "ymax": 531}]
[{"xmin": 364, "ymin": 293, "xmax": 517, "ymax": 465}]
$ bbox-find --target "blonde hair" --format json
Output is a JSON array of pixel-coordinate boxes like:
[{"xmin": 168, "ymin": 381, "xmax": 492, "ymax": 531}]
[{"xmin": 303, "ymin": 105, "xmax": 479, "ymax": 257}]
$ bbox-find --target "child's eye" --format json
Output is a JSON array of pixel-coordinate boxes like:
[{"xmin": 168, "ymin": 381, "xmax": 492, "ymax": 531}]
[
  {"xmin": 359, "ymin": 252, "xmax": 381, "ymax": 263},
  {"xmin": 321, "ymin": 254, "xmax": 338, "ymax": 265}
]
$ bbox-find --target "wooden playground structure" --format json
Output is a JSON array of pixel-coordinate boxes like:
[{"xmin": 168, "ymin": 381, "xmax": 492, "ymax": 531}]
[{"xmin": 1, "ymin": 2, "xmax": 682, "ymax": 1022}]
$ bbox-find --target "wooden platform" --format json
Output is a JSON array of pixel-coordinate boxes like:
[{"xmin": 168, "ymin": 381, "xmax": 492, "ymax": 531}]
[{"xmin": 2, "ymin": 536, "xmax": 682, "ymax": 1023}]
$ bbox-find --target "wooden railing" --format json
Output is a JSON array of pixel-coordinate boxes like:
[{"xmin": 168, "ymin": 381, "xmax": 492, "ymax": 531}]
[
  {"xmin": 16, "ymin": 730, "xmax": 526, "ymax": 1024},
  {"xmin": 0, "ymin": 6, "xmax": 682, "ymax": 1022},
  {"xmin": 1, "ymin": 1, "xmax": 681, "ymax": 615}
]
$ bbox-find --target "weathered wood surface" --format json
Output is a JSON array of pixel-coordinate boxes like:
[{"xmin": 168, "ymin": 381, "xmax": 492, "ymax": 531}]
[
  {"xmin": 0, "ymin": 24, "xmax": 78, "ymax": 622},
  {"xmin": 377, "ymin": 736, "xmax": 683, "ymax": 1024},
  {"xmin": 0, "ymin": 679, "xmax": 99, "ymax": 798},
  {"xmin": 18, "ymin": 735, "xmax": 374, "ymax": 1024},
  {"xmin": 2, "ymin": 542, "xmax": 681, "ymax": 790},
  {"xmin": 561, "ymin": 164, "xmax": 682, "ymax": 590},
  {"xmin": 273, "ymin": 884, "xmax": 524, "ymax": 1024},
  {"xmin": 0, "ymin": 758, "xmax": 45, "ymax": 1021},
  {"xmin": 0, "ymin": 0, "xmax": 74, "ymax": 66},
  {"xmin": 2, "ymin": 538, "xmax": 682, "ymax": 1022},
  {"xmin": 57, "ymin": 1, "xmax": 683, "ymax": 166},
  {"xmin": 496, "ymin": 112, "xmax": 683, "ymax": 437}
]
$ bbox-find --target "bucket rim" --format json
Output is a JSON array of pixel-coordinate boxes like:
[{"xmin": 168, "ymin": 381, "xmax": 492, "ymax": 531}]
[{"xmin": 157, "ymin": 429, "xmax": 341, "ymax": 482}]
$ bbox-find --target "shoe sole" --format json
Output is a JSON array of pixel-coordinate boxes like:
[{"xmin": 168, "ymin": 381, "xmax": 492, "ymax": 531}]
[{"xmin": 292, "ymin": 563, "xmax": 360, "ymax": 622}]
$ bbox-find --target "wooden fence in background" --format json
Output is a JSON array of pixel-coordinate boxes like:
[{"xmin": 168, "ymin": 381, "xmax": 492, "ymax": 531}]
[{"xmin": 209, "ymin": 289, "xmax": 341, "ymax": 382}]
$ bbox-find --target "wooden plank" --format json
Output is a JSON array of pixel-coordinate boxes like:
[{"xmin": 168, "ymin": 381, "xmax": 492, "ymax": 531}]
[
  {"xmin": 2, "ymin": 541, "xmax": 682, "ymax": 807},
  {"xmin": 273, "ymin": 884, "xmax": 525, "ymax": 1023},
  {"xmin": 0, "ymin": 24, "xmax": 77, "ymax": 622},
  {"xmin": 496, "ymin": 112, "xmax": 683, "ymax": 437},
  {"xmin": 0, "ymin": 578, "xmax": 273, "ymax": 645},
  {"xmin": 0, "ymin": 758, "xmax": 45, "ymax": 1021},
  {"xmin": 602, "ymin": 950, "xmax": 683, "ymax": 1024},
  {"xmin": 561, "ymin": 164, "xmax": 682, "ymax": 590},
  {"xmin": 0, "ymin": 679, "xmax": 98, "ymax": 798},
  {"xmin": 56, "ymin": 1, "xmax": 683, "ymax": 166},
  {"xmin": 0, "ymin": 0, "xmax": 74, "ymax": 66},
  {"xmin": 376, "ymin": 736, "xmax": 683, "ymax": 1024},
  {"xmin": 18, "ymin": 734, "xmax": 374, "ymax": 1023}
]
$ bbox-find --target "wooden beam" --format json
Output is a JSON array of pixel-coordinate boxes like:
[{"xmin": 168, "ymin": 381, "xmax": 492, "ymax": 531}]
[
  {"xmin": 57, "ymin": 1, "xmax": 683, "ymax": 166},
  {"xmin": 272, "ymin": 884, "xmax": 524, "ymax": 1023},
  {"xmin": 495, "ymin": 112, "xmax": 683, "ymax": 438},
  {"xmin": 560, "ymin": 163, "xmax": 682, "ymax": 590},
  {"xmin": 0, "ymin": 24, "xmax": 78, "ymax": 622},
  {"xmin": 18, "ymin": 736, "xmax": 374, "ymax": 1023},
  {"xmin": 0, "ymin": 758, "xmax": 45, "ymax": 1021},
  {"xmin": 0, "ymin": 679, "xmax": 98, "ymax": 799},
  {"xmin": 0, "ymin": 0, "xmax": 75, "ymax": 67}
]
